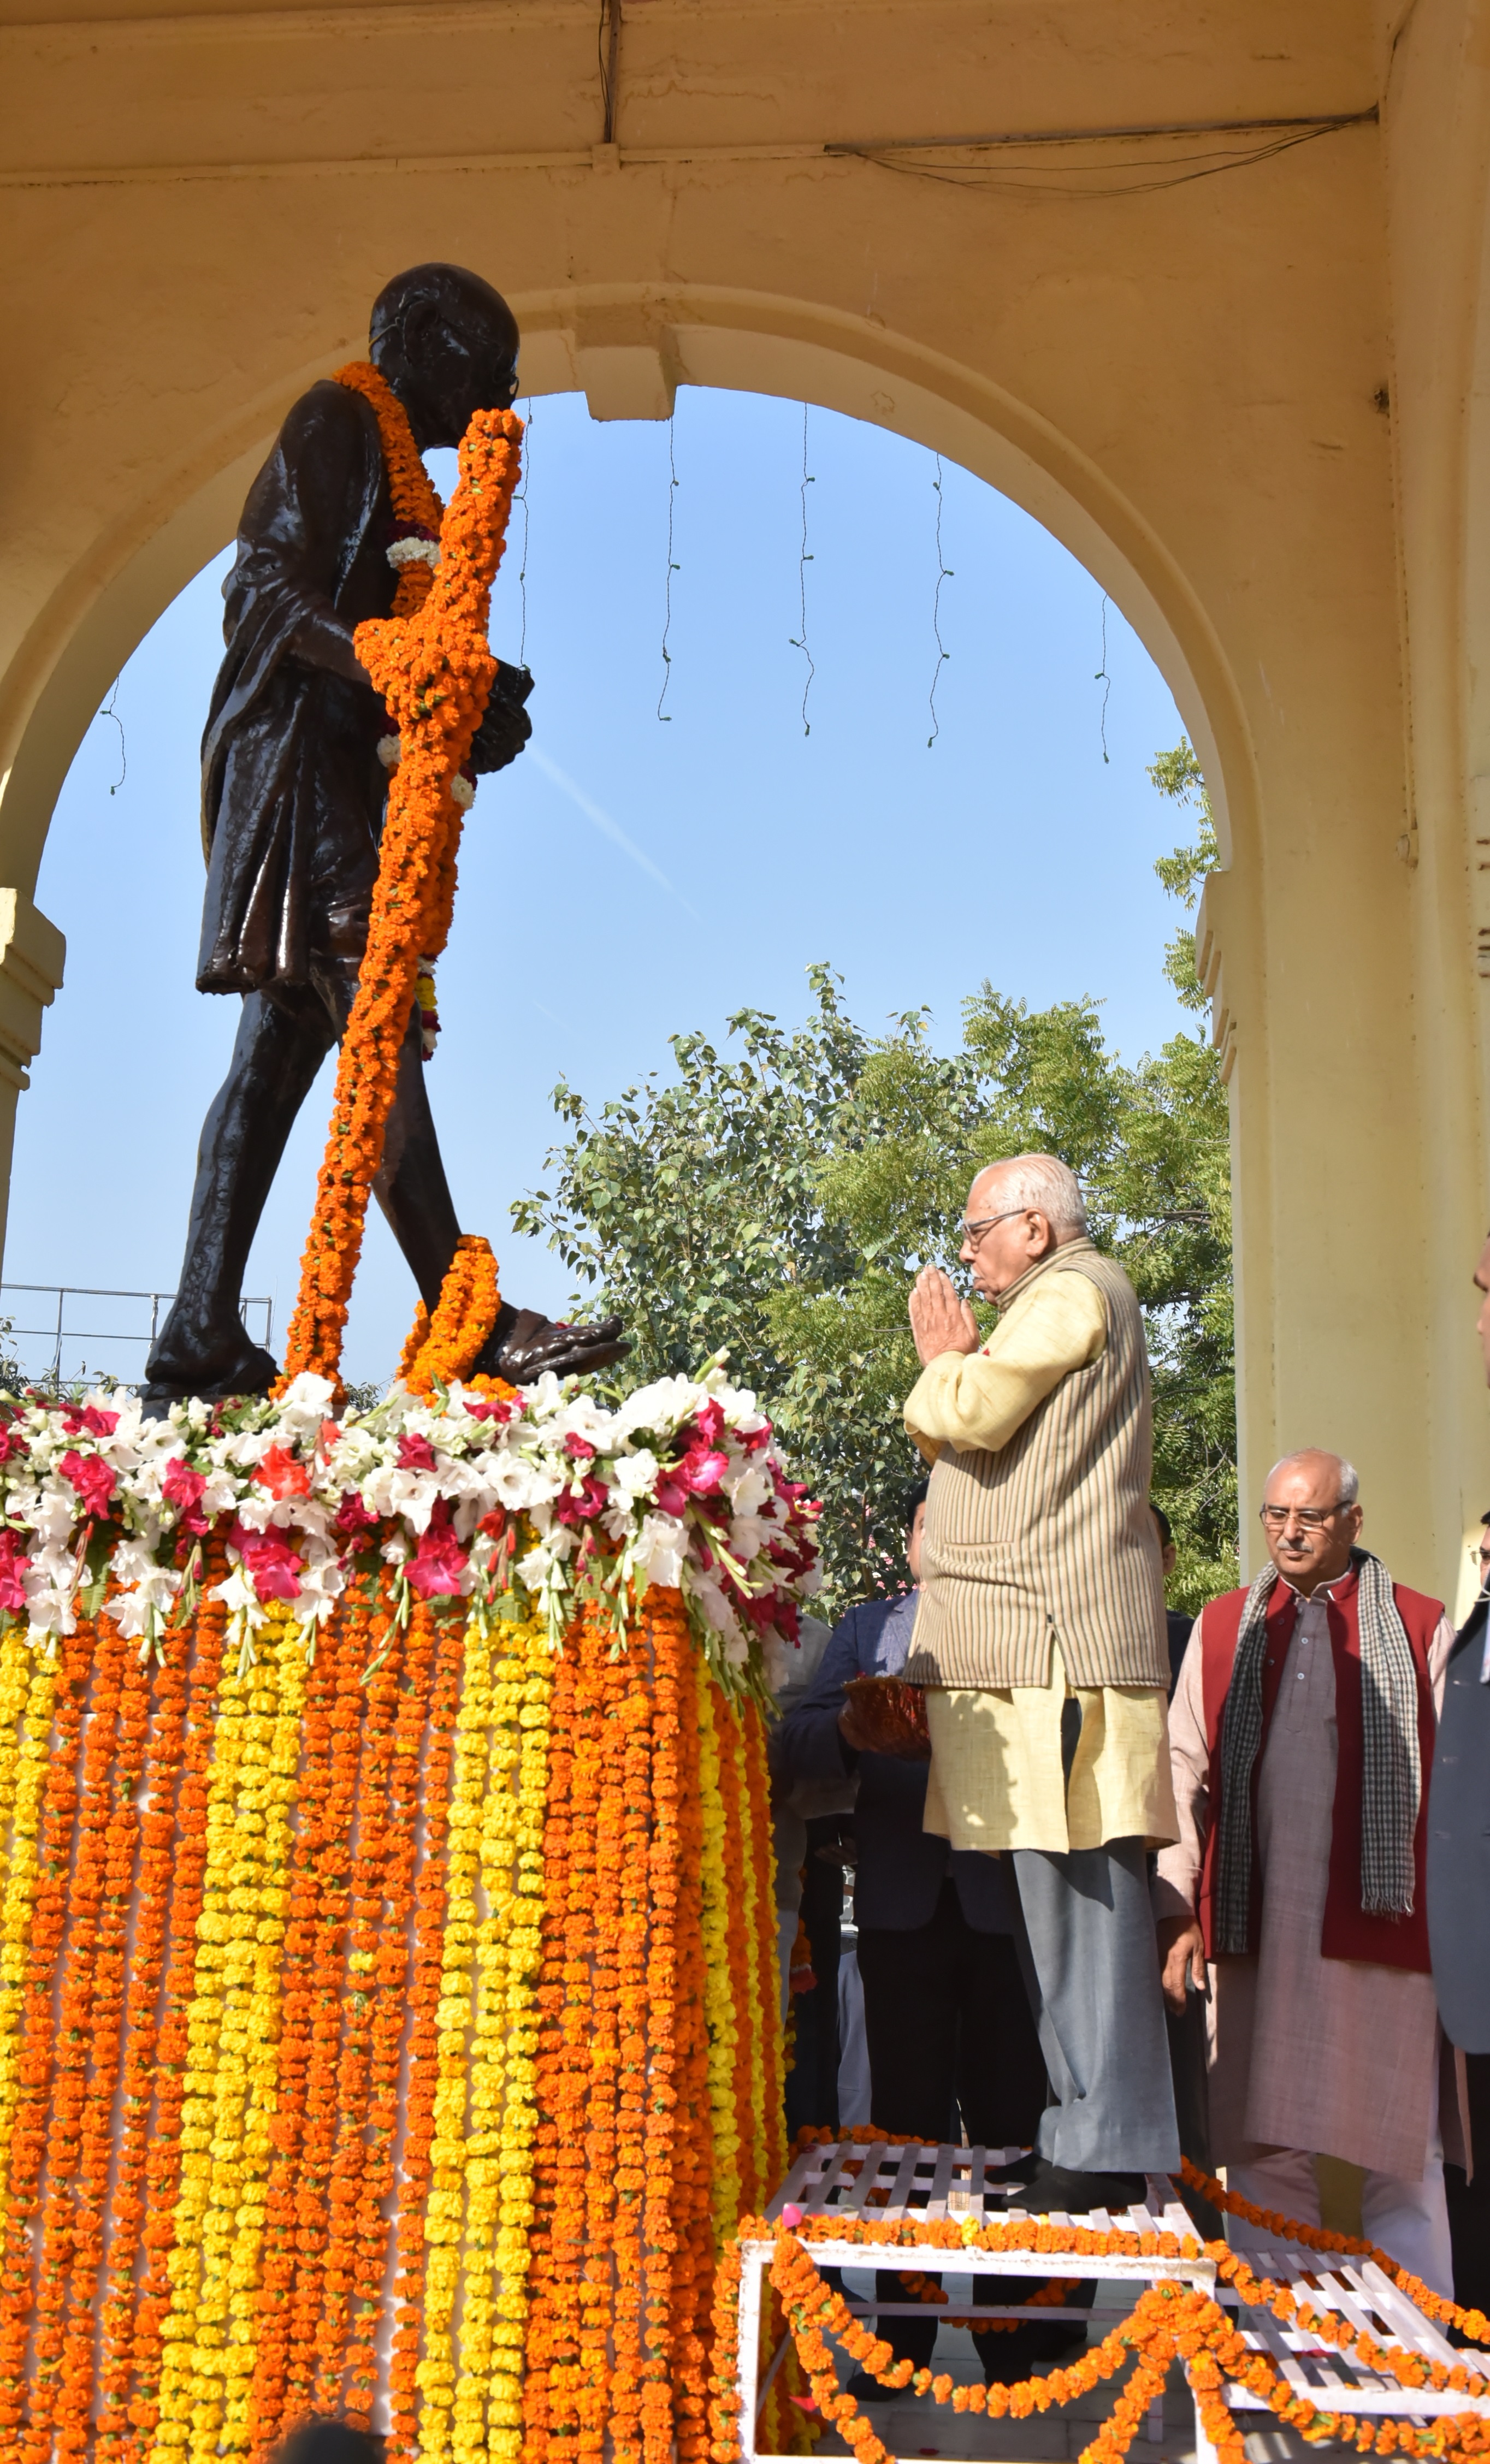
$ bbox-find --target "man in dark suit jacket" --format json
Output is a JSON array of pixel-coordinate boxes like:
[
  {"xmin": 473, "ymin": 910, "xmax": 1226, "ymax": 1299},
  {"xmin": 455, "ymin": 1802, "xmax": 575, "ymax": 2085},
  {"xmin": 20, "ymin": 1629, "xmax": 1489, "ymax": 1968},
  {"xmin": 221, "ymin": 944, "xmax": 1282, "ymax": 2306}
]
[
  {"xmin": 773, "ymin": 1483, "xmax": 1069, "ymax": 2394},
  {"xmin": 1428, "ymin": 1510, "xmax": 1490, "ymax": 2311}
]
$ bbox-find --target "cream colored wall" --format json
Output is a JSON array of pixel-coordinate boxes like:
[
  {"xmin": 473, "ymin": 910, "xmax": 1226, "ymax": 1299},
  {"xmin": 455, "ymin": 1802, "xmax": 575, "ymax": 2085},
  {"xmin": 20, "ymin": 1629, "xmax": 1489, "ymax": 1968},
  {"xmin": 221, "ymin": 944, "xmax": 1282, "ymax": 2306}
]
[{"xmin": 1, "ymin": 0, "xmax": 1482, "ymax": 1595}]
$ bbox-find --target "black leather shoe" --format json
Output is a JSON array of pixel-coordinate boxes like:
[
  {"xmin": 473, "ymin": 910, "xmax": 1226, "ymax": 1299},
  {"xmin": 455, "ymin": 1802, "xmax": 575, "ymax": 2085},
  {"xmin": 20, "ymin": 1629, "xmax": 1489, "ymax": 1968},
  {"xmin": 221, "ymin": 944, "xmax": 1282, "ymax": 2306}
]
[{"xmin": 1016, "ymin": 2163, "xmax": 1148, "ymax": 2216}]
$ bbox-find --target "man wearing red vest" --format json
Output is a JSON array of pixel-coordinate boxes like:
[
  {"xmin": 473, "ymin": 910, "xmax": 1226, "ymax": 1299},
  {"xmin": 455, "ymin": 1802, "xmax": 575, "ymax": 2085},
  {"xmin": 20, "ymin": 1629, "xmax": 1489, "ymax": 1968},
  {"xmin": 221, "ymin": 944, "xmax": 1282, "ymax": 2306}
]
[{"xmin": 1155, "ymin": 1449, "xmax": 1454, "ymax": 2290}]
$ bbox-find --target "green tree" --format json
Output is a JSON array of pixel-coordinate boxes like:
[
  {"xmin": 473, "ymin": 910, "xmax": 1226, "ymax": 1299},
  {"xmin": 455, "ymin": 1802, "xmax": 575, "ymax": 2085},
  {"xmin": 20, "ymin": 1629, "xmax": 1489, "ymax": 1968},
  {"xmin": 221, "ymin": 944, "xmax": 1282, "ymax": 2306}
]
[{"xmin": 513, "ymin": 745, "xmax": 1235, "ymax": 1616}]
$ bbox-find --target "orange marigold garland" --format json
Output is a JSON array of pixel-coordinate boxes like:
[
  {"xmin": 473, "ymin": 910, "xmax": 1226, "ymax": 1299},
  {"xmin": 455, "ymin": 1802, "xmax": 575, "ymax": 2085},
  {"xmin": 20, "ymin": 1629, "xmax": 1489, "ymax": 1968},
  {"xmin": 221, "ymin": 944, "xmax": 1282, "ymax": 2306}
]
[
  {"xmin": 398, "ymin": 1234, "xmax": 504, "ymax": 1396},
  {"xmin": 334, "ymin": 360, "xmax": 445, "ymax": 618},
  {"xmin": 651, "ymin": 1593, "xmax": 714, "ymax": 2464},
  {"xmin": 98, "ymin": 1613, "xmax": 171, "ymax": 2464},
  {"xmin": 278, "ymin": 405, "xmax": 522, "ymax": 1387},
  {"xmin": 287, "ymin": 1606, "xmax": 355, "ymax": 2415},
  {"xmin": 66, "ymin": 1617, "xmax": 149, "ymax": 2459},
  {"xmin": 340, "ymin": 1596, "xmax": 407, "ymax": 2421},
  {"xmin": 314, "ymin": 1602, "xmax": 377, "ymax": 2415},
  {"xmin": 33, "ymin": 1612, "xmax": 124, "ymax": 2458},
  {"xmin": 0, "ymin": 1624, "xmax": 86, "ymax": 2450}
]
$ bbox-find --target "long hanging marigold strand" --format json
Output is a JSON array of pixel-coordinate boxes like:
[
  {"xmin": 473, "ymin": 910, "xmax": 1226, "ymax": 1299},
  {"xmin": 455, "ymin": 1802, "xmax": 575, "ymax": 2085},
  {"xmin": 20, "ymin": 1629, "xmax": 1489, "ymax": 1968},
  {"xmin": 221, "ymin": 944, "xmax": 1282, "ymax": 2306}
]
[
  {"xmin": 341, "ymin": 1603, "xmax": 409, "ymax": 2422},
  {"xmin": 388, "ymin": 1598, "xmax": 462, "ymax": 2464},
  {"xmin": 98, "ymin": 1616, "xmax": 180, "ymax": 2464},
  {"xmin": 278, "ymin": 410, "xmax": 522, "ymax": 1385},
  {"xmin": 2, "ymin": 1624, "xmax": 87, "ymax": 2456},
  {"xmin": 132, "ymin": 1562, "xmax": 227, "ymax": 2456},
  {"xmin": 61, "ymin": 1616, "xmax": 149, "ymax": 2457},
  {"xmin": 0, "ymin": 1635, "xmax": 60, "ymax": 2443},
  {"xmin": 488, "ymin": 1614, "xmax": 553, "ymax": 2462}
]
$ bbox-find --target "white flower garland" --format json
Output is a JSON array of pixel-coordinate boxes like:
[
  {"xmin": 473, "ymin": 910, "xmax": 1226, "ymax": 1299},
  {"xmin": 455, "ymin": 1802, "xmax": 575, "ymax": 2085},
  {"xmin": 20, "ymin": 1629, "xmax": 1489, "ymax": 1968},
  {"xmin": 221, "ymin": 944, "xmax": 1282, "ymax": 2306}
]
[{"xmin": 0, "ymin": 1361, "xmax": 820, "ymax": 1698}]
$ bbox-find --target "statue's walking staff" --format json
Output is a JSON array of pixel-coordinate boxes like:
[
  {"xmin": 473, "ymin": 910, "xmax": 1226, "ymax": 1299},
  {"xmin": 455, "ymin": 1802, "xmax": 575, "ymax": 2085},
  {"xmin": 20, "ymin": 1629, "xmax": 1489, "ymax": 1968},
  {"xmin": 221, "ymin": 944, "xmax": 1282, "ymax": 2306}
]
[{"xmin": 278, "ymin": 369, "xmax": 517, "ymax": 1394}]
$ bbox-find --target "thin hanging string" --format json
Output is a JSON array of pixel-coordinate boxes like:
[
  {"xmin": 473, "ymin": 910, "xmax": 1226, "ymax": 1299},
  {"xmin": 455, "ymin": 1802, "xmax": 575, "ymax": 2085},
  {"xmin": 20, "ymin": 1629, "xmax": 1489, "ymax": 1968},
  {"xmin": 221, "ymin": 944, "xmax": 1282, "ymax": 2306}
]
[
  {"xmin": 1095, "ymin": 592, "xmax": 1111, "ymax": 765},
  {"xmin": 658, "ymin": 413, "xmax": 679, "ymax": 722},
  {"xmin": 514, "ymin": 399, "xmax": 532, "ymax": 668},
  {"xmin": 927, "ymin": 453, "xmax": 953, "ymax": 748},
  {"xmin": 100, "ymin": 679, "xmax": 126, "ymax": 796},
  {"xmin": 788, "ymin": 404, "xmax": 815, "ymax": 737}
]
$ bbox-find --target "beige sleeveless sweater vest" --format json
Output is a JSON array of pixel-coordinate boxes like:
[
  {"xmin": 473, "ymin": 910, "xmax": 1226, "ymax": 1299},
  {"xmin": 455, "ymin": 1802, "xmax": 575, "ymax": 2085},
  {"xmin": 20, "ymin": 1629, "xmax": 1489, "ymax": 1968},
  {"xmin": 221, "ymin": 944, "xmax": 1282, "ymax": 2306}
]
[{"xmin": 903, "ymin": 1242, "xmax": 1169, "ymax": 1690}]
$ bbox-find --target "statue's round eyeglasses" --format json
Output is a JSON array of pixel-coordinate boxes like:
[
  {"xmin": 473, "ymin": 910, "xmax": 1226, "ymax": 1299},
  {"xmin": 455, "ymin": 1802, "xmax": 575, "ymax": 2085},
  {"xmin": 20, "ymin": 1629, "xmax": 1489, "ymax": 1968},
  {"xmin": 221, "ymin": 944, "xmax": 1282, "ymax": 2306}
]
[
  {"xmin": 1258, "ymin": 1503, "xmax": 1349, "ymax": 1530},
  {"xmin": 960, "ymin": 1207, "xmax": 1026, "ymax": 1251}
]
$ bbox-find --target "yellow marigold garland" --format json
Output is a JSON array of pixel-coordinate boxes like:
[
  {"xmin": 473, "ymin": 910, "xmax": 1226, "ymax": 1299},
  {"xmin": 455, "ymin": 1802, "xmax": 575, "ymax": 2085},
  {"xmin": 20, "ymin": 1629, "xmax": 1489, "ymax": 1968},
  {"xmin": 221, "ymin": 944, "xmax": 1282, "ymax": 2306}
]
[
  {"xmin": 696, "ymin": 1661, "xmax": 743, "ymax": 2248},
  {"xmin": 488, "ymin": 1616, "xmax": 552, "ymax": 2457},
  {"xmin": 149, "ymin": 1616, "xmax": 249, "ymax": 2461},
  {"xmin": 442, "ymin": 1604, "xmax": 493, "ymax": 2464},
  {"xmin": 0, "ymin": 1636, "xmax": 54, "ymax": 2235}
]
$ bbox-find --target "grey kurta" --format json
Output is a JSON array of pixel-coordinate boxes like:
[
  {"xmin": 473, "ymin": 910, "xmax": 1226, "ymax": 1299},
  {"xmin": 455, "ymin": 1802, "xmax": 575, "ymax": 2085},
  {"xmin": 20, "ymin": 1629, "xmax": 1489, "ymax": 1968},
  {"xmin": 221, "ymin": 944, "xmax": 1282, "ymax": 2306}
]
[{"xmin": 1156, "ymin": 1583, "xmax": 1452, "ymax": 2179}]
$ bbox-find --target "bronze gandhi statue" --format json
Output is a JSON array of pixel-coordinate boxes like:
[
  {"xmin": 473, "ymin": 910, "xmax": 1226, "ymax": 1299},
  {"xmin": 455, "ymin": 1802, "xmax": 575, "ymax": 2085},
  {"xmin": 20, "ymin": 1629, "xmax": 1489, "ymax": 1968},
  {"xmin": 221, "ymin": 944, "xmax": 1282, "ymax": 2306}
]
[{"xmin": 141, "ymin": 265, "xmax": 624, "ymax": 1411}]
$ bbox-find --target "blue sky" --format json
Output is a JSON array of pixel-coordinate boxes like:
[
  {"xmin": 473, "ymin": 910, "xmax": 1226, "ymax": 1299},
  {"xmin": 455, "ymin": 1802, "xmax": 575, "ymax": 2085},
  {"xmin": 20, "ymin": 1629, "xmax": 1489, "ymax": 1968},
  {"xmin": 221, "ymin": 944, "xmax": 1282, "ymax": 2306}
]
[{"xmin": 5, "ymin": 386, "xmax": 1194, "ymax": 1388}]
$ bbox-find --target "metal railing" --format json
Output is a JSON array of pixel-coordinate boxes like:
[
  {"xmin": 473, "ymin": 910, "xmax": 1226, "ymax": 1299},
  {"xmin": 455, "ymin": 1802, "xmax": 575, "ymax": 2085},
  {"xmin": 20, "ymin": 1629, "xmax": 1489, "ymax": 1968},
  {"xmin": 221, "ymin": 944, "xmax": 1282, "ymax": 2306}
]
[{"xmin": 0, "ymin": 1283, "xmax": 273, "ymax": 1387}]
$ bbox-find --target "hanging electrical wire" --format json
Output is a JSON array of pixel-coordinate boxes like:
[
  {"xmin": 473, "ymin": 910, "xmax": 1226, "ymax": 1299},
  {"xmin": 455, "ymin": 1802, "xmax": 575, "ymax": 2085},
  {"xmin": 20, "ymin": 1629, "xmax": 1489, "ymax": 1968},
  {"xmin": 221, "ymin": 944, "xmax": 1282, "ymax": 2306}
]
[
  {"xmin": 658, "ymin": 413, "xmax": 680, "ymax": 722},
  {"xmin": 100, "ymin": 679, "xmax": 126, "ymax": 797},
  {"xmin": 788, "ymin": 405, "xmax": 816, "ymax": 736},
  {"xmin": 1095, "ymin": 593, "xmax": 1112, "ymax": 765},
  {"xmin": 825, "ymin": 110, "xmax": 1375, "ymax": 201},
  {"xmin": 927, "ymin": 453, "xmax": 953, "ymax": 748}
]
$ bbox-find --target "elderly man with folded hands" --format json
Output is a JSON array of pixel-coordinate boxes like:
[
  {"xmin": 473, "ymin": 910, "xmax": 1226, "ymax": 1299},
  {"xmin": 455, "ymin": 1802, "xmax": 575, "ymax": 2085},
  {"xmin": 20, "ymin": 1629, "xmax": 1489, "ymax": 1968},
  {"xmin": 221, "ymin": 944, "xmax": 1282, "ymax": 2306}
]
[{"xmin": 901, "ymin": 1152, "xmax": 1180, "ymax": 2216}]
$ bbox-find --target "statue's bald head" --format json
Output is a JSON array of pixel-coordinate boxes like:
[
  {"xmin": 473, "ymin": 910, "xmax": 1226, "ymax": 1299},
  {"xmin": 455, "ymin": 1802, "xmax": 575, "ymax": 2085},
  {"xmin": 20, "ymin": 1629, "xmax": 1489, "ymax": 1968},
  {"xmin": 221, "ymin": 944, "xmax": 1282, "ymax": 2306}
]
[
  {"xmin": 368, "ymin": 264, "xmax": 519, "ymax": 449},
  {"xmin": 371, "ymin": 263, "xmax": 517, "ymax": 362}
]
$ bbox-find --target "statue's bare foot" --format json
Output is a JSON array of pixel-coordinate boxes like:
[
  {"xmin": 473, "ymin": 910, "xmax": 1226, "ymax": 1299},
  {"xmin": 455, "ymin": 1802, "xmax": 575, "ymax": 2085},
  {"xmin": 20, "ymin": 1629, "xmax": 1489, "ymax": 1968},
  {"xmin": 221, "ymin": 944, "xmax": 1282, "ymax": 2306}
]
[
  {"xmin": 474, "ymin": 1305, "xmax": 628, "ymax": 1386},
  {"xmin": 139, "ymin": 1325, "xmax": 279, "ymax": 1420}
]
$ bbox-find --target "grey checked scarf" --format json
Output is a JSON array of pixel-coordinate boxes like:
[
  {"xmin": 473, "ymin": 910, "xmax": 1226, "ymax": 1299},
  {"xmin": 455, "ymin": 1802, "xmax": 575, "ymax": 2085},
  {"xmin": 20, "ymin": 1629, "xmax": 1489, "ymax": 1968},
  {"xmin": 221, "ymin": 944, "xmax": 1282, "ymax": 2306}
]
[{"xmin": 1214, "ymin": 1548, "xmax": 1422, "ymax": 1954}]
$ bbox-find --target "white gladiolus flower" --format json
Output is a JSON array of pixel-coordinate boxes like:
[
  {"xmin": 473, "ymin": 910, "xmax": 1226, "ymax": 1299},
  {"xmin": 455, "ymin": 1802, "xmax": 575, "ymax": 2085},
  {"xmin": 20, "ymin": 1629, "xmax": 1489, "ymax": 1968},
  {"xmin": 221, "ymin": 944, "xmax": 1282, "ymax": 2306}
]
[{"xmin": 612, "ymin": 1450, "xmax": 660, "ymax": 1499}]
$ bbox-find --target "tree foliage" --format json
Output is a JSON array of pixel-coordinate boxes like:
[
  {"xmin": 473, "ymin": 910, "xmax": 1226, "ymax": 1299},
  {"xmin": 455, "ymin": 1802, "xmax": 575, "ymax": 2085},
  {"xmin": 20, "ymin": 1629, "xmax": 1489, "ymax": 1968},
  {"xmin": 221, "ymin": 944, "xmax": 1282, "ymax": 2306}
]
[{"xmin": 513, "ymin": 743, "xmax": 1235, "ymax": 1618}]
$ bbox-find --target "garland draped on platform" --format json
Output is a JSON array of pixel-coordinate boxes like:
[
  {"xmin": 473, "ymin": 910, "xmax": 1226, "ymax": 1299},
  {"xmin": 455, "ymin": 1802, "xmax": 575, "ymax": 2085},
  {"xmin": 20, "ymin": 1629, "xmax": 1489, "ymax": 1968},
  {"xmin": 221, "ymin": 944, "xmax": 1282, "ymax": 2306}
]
[{"xmin": 707, "ymin": 2139, "xmax": 1490, "ymax": 2464}]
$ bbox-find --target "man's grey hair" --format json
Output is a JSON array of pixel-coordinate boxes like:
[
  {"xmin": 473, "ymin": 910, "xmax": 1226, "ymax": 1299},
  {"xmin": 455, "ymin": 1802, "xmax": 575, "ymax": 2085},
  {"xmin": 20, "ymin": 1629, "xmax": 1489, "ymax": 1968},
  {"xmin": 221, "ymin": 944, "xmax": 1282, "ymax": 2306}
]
[
  {"xmin": 1266, "ymin": 1449, "xmax": 1360, "ymax": 1507},
  {"xmin": 974, "ymin": 1153, "xmax": 1088, "ymax": 1234}
]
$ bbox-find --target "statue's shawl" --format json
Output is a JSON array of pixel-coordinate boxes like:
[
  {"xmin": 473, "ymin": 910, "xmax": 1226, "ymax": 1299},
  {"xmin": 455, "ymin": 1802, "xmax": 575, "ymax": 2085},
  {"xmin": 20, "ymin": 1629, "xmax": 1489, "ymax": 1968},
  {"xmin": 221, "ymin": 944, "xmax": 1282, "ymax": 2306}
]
[{"xmin": 197, "ymin": 380, "xmax": 394, "ymax": 996}]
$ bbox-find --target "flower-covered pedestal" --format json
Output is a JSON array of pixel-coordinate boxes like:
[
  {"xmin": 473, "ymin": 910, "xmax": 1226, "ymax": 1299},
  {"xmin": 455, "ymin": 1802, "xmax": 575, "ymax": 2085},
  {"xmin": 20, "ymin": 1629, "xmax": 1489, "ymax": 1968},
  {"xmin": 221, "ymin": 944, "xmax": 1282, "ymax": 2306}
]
[{"xmin": 0, "ymin": 1362, "xmax": 818, "ymax": 2463}]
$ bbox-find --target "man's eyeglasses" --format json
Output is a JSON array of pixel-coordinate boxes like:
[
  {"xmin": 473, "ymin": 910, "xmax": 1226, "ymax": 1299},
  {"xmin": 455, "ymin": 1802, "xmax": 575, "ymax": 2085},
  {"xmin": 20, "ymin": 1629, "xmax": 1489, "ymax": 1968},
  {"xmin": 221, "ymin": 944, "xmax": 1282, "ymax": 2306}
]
[
  {"xmin": 960, "ymin": 1207, "xmax": 1027, "ymax": 1251},
  {"xmin": 1258, "ymin": 1503, "xmax": 1349, "ymax": 1531},
  {"xmin": 1466, "ymin": 1541, "xmax": 1490, "ymax": 1564}
]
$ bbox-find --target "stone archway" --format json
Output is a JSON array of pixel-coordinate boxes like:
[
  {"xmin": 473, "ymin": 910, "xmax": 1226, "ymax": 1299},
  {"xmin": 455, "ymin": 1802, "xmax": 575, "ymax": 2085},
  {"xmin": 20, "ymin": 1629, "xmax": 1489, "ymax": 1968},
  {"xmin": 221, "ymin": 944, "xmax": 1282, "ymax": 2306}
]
[{"xmin": 3, "ymin": 0, "xmax": 1471, "ymax": 1582}]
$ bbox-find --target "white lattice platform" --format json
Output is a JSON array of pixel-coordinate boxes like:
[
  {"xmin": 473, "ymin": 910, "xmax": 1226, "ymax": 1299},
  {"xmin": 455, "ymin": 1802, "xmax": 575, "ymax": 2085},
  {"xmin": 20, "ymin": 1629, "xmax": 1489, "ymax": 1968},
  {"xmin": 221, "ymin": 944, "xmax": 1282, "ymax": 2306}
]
[{"xmin": 735, "ymin": 2141, "xmax": 1490, "ymax": 2464}]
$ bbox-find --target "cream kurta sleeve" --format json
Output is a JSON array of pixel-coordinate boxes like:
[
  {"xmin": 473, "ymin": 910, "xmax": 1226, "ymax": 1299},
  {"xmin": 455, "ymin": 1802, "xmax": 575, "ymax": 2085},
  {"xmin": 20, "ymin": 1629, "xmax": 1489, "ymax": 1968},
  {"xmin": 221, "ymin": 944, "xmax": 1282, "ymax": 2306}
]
[
  {"xmin": 903, "ymin": 1266, "xmax": 1106, "ymax": 1462},
  {"xmin": 1152, "ymin": 1610, "xmax": 1210, "ymax": 1924}
]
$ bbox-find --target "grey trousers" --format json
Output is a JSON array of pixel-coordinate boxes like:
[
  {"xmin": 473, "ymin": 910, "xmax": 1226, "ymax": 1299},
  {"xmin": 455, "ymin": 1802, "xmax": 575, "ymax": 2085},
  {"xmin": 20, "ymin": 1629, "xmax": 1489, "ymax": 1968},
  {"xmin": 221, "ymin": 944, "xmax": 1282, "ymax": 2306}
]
[{"xmin": 1009, "ymin": 1838, "xmax": 1180, "ymax": 2175}]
